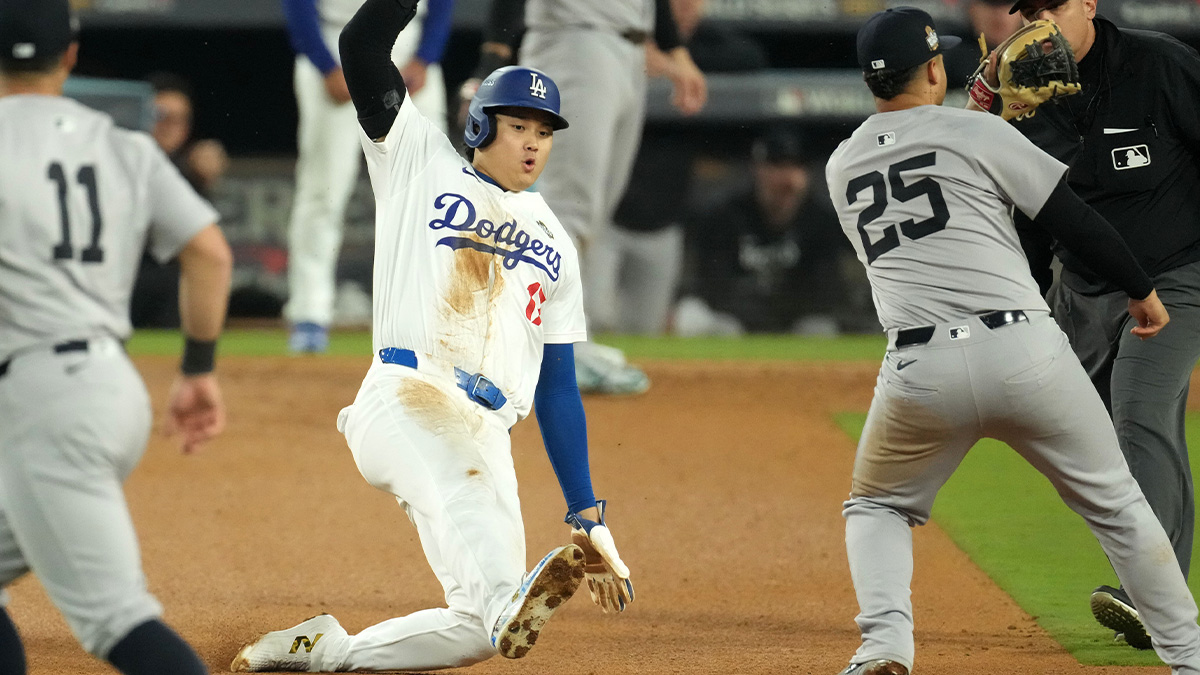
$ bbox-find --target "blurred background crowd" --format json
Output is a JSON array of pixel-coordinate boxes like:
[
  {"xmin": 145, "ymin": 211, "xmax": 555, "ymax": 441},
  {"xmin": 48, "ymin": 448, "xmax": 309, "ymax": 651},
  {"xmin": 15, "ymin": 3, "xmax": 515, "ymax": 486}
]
[{"xmin": 65, "ymin": 0, "xmax": 1200, "ymax": 338}]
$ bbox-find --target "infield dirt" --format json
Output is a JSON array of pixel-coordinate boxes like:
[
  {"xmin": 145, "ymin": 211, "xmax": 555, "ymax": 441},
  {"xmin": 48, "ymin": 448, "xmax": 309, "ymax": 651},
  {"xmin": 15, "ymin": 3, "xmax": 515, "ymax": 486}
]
[{"xmin": 8, "ymin": 357, "xmax": 1175, "ymax": 674}]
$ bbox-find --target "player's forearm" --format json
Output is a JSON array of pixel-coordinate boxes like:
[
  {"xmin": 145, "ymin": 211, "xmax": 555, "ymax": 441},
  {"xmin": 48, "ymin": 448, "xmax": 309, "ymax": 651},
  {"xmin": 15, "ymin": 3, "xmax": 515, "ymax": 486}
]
[
  {"xmin": 177, "ymin": 224, "xmax": 232, "ymax": 342},
  {"xmin": 1032, "ymin": 178, "xmax": 1154, "ymax": 299},
  {"xmin": 534, "ymin": 343, "xmax": 598, "ymax": 514},
  {"xmin": 340, "ymin": 0, "xmax": 417, "ymax": 137}
]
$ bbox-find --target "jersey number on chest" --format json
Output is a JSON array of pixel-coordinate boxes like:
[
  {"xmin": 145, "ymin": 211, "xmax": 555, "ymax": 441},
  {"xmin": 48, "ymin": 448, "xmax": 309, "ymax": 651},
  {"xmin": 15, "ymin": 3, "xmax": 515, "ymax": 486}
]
[
  {"xmin": 846, "ymin": 152, "xmax": 949, "ymax": 264},
  {"xmin": 48, "ymin": 161, "xmax": 105, "ymax": 264}
]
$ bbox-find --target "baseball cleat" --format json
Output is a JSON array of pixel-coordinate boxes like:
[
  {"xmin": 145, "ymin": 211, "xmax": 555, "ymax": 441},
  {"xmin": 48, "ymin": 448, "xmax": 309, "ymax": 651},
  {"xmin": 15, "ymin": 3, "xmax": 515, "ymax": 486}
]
[
  {"xmin": 231, "ymin": 613, "xmax": 347, "ymax": 672},
  {"xmin": 289, "ymin": 322, "xmax": 330, "ymax": 354},
  {"xmin": 836, "ymin": 659, "xmax": 909, "ymax": 675},
  {"xmin": 1091, "ymin": 585, "xmax": 1151, "ymax": 649},
  {"xmin": 491, "ymin": 544, "xmax": 585, "ymax": 659}
]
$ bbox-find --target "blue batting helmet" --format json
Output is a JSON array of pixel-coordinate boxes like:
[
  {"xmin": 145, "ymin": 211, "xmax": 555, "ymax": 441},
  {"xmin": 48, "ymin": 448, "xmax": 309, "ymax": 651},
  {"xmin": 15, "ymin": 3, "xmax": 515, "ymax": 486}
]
[{"xmin": 464, "ymin": 66, "xmax": 569, "ymax": 149}]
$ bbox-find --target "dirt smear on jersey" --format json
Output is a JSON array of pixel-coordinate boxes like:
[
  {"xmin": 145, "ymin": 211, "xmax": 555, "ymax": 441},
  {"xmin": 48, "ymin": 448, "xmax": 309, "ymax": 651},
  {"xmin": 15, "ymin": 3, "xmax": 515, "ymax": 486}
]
[
  {"xmin": 439, "ymin": 240, "xmax": 505, "ymax": 370},
  {"xmin": 8, "ymin": 356, "xmax": 1176, "ymax": 674}
]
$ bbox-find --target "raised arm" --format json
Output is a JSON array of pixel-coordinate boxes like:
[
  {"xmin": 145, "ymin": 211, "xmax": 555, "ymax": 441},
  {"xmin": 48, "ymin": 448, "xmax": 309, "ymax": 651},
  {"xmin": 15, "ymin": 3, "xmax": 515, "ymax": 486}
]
[{"xmin": 339, "ymin": 0, "xmax": 419, "ymax": 139}]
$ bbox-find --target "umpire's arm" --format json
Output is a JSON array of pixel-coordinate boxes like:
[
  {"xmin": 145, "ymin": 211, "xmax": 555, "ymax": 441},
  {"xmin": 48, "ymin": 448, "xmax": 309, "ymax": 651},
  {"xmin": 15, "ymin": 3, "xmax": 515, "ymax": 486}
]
[{"xmin": 340, "ymin": 0, "xmax": 420, "ymax": 141}]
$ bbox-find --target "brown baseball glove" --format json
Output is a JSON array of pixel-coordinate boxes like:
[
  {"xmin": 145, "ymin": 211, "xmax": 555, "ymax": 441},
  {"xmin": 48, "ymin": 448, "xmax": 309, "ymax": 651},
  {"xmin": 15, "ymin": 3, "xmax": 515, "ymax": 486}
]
[{"xmin": 968, "ymin": 19, "xmax": 1082, "ymax": 121}]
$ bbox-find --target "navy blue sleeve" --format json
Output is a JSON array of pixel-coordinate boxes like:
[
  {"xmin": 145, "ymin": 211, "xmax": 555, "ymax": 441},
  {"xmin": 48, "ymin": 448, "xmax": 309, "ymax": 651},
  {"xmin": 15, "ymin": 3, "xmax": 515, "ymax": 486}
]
[
  {"xmin": 654, "ymin": 0, "xmax": 682, "ymax": 51},
  {"xmin": 415, "ymin": 0, "xmax": 454, "ymax": 65},
  {"xmin": 534, "ymin": 343, "xmax": 597, "ymax": 514},
  {"xmin": 281, "ymin": 0, "xmax": 338, "ymax": 75}
]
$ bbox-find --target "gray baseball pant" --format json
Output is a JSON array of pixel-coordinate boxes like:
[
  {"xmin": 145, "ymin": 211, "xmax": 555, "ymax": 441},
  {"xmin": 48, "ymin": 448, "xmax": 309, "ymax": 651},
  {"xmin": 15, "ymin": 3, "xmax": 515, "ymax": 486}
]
[
  {"xmin": 843, "ymin": 312, "xmax": 1200, "ymax": 673},
  {"xmin": 1051, "ymin": 259, "xmax": 1200, "ymax": 580},
  {"xmin": 520, "ymin": 27, "xmax": 646, "ymax": 332},
  {"xmin": 0, "ymin": 338, "xmax": 163, "ymax": 658}
]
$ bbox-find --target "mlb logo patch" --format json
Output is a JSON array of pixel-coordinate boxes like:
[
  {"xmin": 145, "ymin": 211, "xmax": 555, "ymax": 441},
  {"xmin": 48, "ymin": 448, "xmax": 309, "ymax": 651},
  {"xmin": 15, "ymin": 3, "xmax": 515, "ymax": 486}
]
[
  {"xmin": 877, "ymin": 132, "xmax": 896, "ymax": 147},
  {"xmin": 1112, "ymin": 145, "xmax": 1150, "ymax": 170},
  {"xmin": 949, "ymin": 326, "xmax": 970, "ymax": 340}
]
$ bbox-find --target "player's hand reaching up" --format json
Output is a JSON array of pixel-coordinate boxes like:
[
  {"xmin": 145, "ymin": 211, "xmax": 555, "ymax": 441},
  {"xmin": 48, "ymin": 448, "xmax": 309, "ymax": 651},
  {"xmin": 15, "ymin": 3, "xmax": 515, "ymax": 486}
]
[
  {"xmin": 1128, "ymin": 289, "xmax": 1170, "ymax": 339},
  {"xmin": 567, "ymin": 501, "xmax": 635, "ymax": 613},
  {"xmin": 166, "ymin": 374, "xmax": 227, "ymax": 454}
]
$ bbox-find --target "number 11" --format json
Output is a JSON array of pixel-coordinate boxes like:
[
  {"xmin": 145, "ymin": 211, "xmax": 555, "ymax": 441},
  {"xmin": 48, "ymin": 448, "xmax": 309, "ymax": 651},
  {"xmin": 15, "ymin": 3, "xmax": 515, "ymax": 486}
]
[{"xmin": 49, "ymin": 161, "xmax": 104, "ymax": 263}]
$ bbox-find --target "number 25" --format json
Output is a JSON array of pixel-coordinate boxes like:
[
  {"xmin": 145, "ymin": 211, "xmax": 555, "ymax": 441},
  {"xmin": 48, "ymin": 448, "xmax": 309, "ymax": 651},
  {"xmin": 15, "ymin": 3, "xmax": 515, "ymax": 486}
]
[{"xmin": 846, "ymin": 152, "xmax": 949, "ymax": 265}]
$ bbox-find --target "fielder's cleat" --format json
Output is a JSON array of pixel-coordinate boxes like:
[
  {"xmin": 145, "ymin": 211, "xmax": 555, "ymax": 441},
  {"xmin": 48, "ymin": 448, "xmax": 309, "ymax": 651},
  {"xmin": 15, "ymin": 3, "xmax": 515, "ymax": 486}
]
[
  {"xmin": 574, "ymin": 345, "xmax": 650, "ymax": 396},
  {"xmin": 1091, "ymin": 585, "xmax": 1151, "ymax": 649},
  {"xmin": 491, "ymin": 544, "xmax": 585, "ymax": 659},
  {"xmin": 837, "ymin": 659, "xmax": 909, "ymax": 675},
  {"xmin": 231, "ymin": 613, "xmax": 348, "ymax": 672},
  {"xmin": 289, "ymin": 322, "xmax": 330, "ymax": 354}
]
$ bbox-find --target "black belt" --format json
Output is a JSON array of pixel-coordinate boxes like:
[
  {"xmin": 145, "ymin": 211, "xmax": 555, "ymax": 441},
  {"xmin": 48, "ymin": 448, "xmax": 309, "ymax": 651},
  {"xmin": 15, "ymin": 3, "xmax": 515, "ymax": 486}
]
[
  {"xmin": 894, "ymin": 310, "xmax": 1028, "ymax": 348},
  {"xmin": 620, "ymin": 29, "xmax": 648, "ymax": 44},
  {"xmin": 0, "ymin": 339, "xmax": 90, "ymax": 379}
]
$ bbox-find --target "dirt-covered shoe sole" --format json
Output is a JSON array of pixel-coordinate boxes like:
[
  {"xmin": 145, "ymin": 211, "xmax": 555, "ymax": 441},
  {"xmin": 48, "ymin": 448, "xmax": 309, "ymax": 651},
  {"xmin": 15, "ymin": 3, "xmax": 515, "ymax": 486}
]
[
  {"xmin": 493, "ymin": 545, "xmax": 585, "ymax": 659},
  {"xmin": 1091, "ymin": 589, "xmax": 1152, "ymax": 650}
]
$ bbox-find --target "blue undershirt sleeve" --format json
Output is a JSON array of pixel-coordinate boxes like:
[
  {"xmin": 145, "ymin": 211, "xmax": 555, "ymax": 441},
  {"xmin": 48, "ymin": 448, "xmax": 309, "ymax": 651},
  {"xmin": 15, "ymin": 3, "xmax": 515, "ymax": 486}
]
[
  {"xmin": 534, "ymin": 343, "xmax": 597, "ymax": 514},
  {"xmin": 282, "ymin": 0, "xmax": 339, "ymax": 75},
  {"xmin": 415, "ymin": 0, "xmax": 454, "ymax": 65}
]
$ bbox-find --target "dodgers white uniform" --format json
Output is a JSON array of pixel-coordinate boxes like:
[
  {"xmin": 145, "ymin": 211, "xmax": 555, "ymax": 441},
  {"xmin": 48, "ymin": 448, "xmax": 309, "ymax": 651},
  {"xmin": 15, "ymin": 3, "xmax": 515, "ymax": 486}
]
[
  {"xmin": 0, "ymin": 95, "xmax": 216, "ymax": 657},
  {"xmin": 825, "ymin": 104, "xmax": 1200, "ymax": 673},
  {"xmin": 285, "ymin": 0, "xmax": 448, "ymax": 329},
  {"xmin": 318, "ymin": 98, "xmax": 587, "ymax": 670}
]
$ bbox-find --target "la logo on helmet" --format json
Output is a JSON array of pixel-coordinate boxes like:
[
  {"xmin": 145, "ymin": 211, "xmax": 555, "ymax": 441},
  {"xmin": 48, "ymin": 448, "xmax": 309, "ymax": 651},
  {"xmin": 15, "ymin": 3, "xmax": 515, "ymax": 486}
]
[{"xmin": 529, "ymin": 73, "xmax": 548, "ymax": 99}]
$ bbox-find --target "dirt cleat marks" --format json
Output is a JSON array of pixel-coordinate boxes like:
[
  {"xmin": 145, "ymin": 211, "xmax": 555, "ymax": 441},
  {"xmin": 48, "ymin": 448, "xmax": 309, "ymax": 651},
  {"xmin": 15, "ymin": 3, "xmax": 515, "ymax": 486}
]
[{"xmin": 493, "ymin": 544, "xmax": 585, "ymax": 659}]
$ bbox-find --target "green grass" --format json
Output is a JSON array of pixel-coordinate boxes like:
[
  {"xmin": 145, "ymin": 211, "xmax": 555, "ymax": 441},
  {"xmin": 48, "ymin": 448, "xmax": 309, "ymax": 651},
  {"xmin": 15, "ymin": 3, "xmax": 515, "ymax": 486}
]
[
  {"xmin": 835, "ymin": 411, "xmax": 1200, "ymax": 666},
  {"xmin": 129, "ymin": 329, "xmax": 888, "ymax": 361}
]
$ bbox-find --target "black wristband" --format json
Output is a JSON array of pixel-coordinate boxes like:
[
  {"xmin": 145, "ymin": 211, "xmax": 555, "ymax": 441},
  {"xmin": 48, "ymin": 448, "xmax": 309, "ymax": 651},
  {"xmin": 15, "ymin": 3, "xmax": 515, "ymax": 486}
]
[{"xmin": 181, "ymin": 338, "xmax": 216, "ymax": 375}]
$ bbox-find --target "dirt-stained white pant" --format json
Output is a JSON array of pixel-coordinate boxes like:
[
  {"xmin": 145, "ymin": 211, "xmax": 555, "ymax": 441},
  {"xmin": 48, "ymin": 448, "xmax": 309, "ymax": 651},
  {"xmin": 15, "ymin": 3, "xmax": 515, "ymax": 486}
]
[
  {"xmin": 327, "ymin": 357, "xmax": 525, "ymax": 671},
  {"xmin": 285, "ymin": 24, "xmax": 447, "ymax": 327},
  {"xmin": 0, "ymin": 338, "xmax": 161, "ymax": 658},
  {"xmin": 843, "ymin": 312, "xmax": 1200, "ymax": 673}
]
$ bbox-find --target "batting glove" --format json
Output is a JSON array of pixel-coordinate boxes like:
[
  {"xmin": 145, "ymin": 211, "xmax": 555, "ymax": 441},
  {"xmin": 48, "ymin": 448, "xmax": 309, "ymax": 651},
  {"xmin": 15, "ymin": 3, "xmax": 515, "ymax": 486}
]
[{"xmin": 566, "ymin": 500, "xmax": 635, "ymax": 613}]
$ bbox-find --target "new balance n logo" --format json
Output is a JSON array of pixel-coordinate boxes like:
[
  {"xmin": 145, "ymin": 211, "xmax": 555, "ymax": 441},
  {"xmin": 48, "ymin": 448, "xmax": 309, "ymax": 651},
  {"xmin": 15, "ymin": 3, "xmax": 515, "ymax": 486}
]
[{"xmin": 289, "ymin": 633, "xmax": 324, "ymax": 654}]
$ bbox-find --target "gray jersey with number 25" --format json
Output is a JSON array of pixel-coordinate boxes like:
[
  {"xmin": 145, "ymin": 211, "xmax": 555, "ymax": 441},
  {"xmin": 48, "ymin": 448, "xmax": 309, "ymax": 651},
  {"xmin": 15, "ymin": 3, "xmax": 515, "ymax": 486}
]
[
  {"xmin": 826, "ymin": 105, "xmax": 1067, "ymax": 331},
  {"xmin": 0, "ymin": 95, "xmax": 216, "ymax": 360}
]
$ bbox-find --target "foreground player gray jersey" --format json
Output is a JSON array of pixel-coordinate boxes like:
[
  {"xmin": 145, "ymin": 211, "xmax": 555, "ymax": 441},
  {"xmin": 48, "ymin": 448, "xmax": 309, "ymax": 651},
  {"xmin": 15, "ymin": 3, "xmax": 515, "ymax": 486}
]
[
  {"xmin": 525, "ymin": 0, "xmax": 653, "ymax": 34},
  {"xmin": 0, "ymin": 95, "xmax": 216, "ymax": 360},
  {"xmin": 826, "ymin": 105, "xmax": 1066, "ymax": 330}
]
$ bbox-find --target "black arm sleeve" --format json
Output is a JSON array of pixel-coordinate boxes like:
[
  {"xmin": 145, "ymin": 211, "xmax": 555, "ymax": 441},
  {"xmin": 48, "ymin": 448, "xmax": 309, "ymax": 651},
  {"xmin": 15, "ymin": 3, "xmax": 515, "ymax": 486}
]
[
  {"xmin": 339, "ymin": 0, "xmax": 418, "ymax": 139},
  {"xmin": 1032, "ymin": 177, "xmax": 1154, "ymax": 299},
  {"xmin": 654, "ymin": 0, "xmax": 682, "ymax": 51},
  {"xmin": 1014, "ymin": 210, "xmax": 1055, "ymax": 297},
  {"xmin": 481, "ymin": 0, "xmax": 526, "ymax": 49}
]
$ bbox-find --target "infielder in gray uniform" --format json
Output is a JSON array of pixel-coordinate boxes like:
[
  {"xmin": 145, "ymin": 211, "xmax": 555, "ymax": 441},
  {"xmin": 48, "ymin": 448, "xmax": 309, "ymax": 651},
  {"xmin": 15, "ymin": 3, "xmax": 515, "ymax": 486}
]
[
  {"xmin": 0, "ymin": 1, "xmax": 232, "ymax": 672},
  {"xmin": 824, "ymin": 8, "xmax": 1200, "ymax": 675}
]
